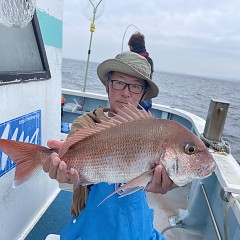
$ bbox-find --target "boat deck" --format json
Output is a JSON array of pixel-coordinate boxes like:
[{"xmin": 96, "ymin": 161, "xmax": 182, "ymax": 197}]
[
  {"xmin": 25, "ymin": 186, "xmax": 205, "ymax": 240},
  {"xmin": 25, "ymin": 191, "xmax": 72, "ymax": 240},
  {"xmin": 22, "ymin": 91, "xmax": 240, "ymax": 240}
]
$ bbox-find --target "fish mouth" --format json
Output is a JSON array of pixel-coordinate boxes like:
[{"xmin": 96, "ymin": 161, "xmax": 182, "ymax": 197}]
[{"xmin": 197, "ymin": 161, "xmax": 216, "ymax": 177}]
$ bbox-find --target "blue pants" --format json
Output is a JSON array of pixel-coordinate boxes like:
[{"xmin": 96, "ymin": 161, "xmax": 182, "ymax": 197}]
[{"xmin": 60, "ymin": 183, "xmax": 165, "ymax": 240}]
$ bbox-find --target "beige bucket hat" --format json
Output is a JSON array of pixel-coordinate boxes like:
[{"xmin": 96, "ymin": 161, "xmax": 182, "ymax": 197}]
[{"xmin": 97, "ymin": 51, "xmax": 159, "ymax": 100}]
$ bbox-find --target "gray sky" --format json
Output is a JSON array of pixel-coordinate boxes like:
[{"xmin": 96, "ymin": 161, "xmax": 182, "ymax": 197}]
[{"xmin": 62, "ymin": 0, "xmax": 240, "ymax": 81}]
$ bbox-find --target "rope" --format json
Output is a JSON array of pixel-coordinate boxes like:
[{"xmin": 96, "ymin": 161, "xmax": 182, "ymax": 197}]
[
  {"xmin": 223, "ymin": 195, "xmax": 240, "ymax": 240},
  {"xmin": 200, "ymin": 134, "xmax": 231, "ymax": 154},
  {"xmin": 161, "ymin": 225, "xmax": 186, "ymax": 236}
]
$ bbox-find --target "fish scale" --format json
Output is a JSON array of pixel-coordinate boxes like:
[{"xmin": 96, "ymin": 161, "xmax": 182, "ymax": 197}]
[{"xmin": 62, "ymin": 119, "xmax": 158, "ymax": 183}]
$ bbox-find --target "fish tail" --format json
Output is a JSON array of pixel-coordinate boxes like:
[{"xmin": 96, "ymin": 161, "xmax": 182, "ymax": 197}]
[{"xmin": 0, "ymin": 139, "xmax": 54, "ymax": 187}]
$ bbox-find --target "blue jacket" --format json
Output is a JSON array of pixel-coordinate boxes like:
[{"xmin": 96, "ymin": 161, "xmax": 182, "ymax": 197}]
[{"xmin": 60, "ymin": 183, "xmax": 165, "ymax": 240}]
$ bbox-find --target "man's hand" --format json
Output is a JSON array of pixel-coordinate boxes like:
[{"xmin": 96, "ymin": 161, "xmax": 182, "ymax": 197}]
[
  {"xmin": 42, "ymin": 139, "xmax": 79, "ymax": 183},
  {"xmin": 145, "ymin": 164, "xmax": 178, "ymax": 194}
]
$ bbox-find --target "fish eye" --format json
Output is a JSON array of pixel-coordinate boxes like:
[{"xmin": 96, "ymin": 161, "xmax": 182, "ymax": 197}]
[{"xmin": 184, "ymin": 144, "xmax": 198, "ymax": 155}]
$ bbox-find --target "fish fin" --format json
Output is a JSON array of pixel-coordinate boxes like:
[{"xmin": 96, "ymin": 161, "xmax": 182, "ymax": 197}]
[
  {"xmin": 74, "ymin": 180, "xmax": 95, "ymax": 186},
  {"xmin": 114, "ymin": 103, "xmax": 153, "ymax": 122},
  {"xmin": 97, "ymin": 169, "xmax": 154, "ymax": 206},
  {"xmin": 118, "ymin": 186, "xmax": 143, "ymax": 197},
  {"xmin": 75, "ymin": 175, "xmax": 95, "ymax": 186},
  {"xmin": 0, "ymin": 139, "xmax": 52, "ymax": 186},
  {"xmin": 58, "ymin": 126, "xmax": 106, "ymax": 158},
  {"xmin": 59, "ymin": 103, "xmax": 153, "ymax": 158}
]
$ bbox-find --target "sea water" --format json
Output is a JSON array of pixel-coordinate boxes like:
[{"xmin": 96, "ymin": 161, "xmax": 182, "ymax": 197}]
[{"xmin": 62, "ymin": 58, "xmax": 240, "ymax": 164}]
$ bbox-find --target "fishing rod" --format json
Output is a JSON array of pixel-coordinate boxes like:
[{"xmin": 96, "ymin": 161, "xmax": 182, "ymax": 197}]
[{"xmin": 121, "ymin": 24, "xmax": 140, "ymax": 53}]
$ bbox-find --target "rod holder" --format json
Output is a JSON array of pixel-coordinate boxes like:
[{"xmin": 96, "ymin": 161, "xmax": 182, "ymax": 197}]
[{"xmin": 203, "ymin": 99, "xmax": 230, "ymax": 142}]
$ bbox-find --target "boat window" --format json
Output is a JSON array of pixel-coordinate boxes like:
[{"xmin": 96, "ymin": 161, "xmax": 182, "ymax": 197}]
[{"xmin": 0, "ymin": 12, "xmax": 51, "ymax": 84}]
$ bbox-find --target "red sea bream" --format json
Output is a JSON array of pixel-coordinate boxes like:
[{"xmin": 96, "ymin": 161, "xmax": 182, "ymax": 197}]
[{"xmin": 0, "ymin": 104, "xmax": 216, "ymax": 200}]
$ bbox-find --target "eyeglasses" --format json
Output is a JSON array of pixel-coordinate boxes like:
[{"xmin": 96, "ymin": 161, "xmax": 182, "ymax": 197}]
[{"xmin": 109, "ymin": 80, "xmax": 146, "ymax": 94}]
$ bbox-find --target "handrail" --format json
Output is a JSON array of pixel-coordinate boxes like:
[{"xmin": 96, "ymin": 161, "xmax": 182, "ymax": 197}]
[{"xmin": 200, "ymin": 183, "xmax": 222, "ymax": 240}]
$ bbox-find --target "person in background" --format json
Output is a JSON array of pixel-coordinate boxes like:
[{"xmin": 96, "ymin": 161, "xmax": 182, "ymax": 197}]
[
  {"xmin": 128, "ymin": 32, "xmax": 154, "ymax": 111},
  {"xmin": 43, "ymin": 51, "xmax": 177, "ymax": 240}
]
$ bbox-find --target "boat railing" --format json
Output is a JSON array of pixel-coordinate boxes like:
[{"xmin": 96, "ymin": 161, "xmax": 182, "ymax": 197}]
[{"xmin": 60, "ymin": 88, "xmax": 240, "ymax": 239}]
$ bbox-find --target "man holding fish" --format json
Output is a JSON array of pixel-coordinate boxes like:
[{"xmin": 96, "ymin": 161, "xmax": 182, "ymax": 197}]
[
  {"xmin": 42, "ymin": 51, "xmax": 215, "ymax": 239},
  {"xmin": 0, "ymin": 51, "xmax": 216, "ymax": 239},
  {"xmin": 43, "ymin": 51, "xmax": 173, "ymax": 239}
]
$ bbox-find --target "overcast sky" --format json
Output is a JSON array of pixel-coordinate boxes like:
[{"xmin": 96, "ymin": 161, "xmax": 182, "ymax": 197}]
[{"xmin": 62, "ymin": 0, "xmax": 240, "ymax": 81}]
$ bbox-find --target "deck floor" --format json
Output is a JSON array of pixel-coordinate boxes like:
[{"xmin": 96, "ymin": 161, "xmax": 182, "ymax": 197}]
[
  {"xmin": 25, "ymin": 191, "xmax": 72, "ymax": 240},
  {"xmin": 147, "ymin": 186, "xmax": 203, "ymax": 240},
  {"xmin": 25, "ymin": 186, "xmax": 203, "ymax": 240}
]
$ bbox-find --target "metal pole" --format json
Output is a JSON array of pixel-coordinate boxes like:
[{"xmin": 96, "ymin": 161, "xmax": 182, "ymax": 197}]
[
  {"xmin": 200, "ymin": 183, "xmax": 222, "ymax": 240},
  {"xmin": 203, "ymin": 99, "xmax": 230, "ymax": 142},
  {"xmin": 83, "ymin": 9, "xmax": 96, "ymax": 92},
  {"xmin": 83, "ymin": 0, "xmax": 103, "ymax": 92}
]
